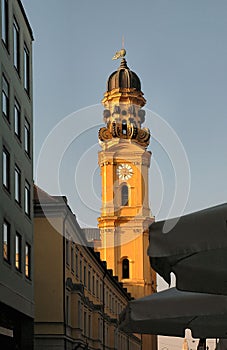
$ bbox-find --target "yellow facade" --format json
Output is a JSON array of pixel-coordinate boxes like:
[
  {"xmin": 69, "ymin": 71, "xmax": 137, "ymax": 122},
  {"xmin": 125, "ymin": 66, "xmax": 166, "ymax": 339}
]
[
  {"xmin": 98, "ymin": 141, "xmax": 155, "ymax": 298},
  {"xmin": 34, "ymin": 186, "xmax": 141, "ymax": 350},
  {"xmin": 97, "ymin": 57, "xmax": 157, "ymax": 349}
]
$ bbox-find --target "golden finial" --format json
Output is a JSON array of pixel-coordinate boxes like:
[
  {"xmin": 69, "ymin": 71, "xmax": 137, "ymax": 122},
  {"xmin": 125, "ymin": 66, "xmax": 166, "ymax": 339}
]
[{"xmin": 112, "ymin": 36, "xmax": 126, "ymax": 60}]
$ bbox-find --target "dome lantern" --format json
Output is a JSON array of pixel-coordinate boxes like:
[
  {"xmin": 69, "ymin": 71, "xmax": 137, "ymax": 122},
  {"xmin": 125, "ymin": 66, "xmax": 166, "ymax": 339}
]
[{"xmin": 99, "ymin": 51, "xmax": 150, "ymax": 148}]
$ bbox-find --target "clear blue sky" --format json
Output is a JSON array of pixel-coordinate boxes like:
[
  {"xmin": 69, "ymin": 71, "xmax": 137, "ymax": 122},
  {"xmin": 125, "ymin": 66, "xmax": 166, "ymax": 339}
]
[{"xmin": 22, "ymin": 0, "xmax": 227, "ymax": 229}]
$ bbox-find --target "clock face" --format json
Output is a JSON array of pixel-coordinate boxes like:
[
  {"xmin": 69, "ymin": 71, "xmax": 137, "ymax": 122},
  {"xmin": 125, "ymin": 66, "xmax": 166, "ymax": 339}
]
[{"xmin": 116, "ymin": 164, "xmax": 133, "ymax": 180}]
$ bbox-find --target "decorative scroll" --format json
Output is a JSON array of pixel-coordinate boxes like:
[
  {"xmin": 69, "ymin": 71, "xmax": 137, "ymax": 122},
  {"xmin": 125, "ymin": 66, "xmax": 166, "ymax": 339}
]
[
  {"xmin": 137, "ymin": 128, "xmax": 150, "ymax": 146},
  {"xmin": 99, "ymin": 123, "xmax": 150, "ymax": 147},
  {"xmin": 99, "ymin": 127, "xmax": 112, "ymax": 141}
]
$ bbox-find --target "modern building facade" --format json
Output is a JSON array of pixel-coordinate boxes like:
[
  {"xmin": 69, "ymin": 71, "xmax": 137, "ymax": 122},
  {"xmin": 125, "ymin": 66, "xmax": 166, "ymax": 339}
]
[
  {"xmin": 34, "ymin": 186, "xmax": 141, "ymax": 350},
  {"xmin": 96, "ymin": 55, "xmax": 157, "ymax": 349},
  {"xmin": 0, "ymin": 0, "xmax": 34, "ymax": 349}
]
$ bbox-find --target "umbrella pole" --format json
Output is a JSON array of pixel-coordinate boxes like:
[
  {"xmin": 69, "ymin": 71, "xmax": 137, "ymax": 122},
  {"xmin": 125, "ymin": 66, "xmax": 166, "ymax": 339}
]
[{"xmin": 197, "ymin": 338, "xmax": 206, "ymax": 350}]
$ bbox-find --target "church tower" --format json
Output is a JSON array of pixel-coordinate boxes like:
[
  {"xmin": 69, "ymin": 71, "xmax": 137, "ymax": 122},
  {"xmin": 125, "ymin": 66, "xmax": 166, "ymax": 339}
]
[{"xmin": 97, "ymin": 53, "xmax": 156, "ymax": 300}]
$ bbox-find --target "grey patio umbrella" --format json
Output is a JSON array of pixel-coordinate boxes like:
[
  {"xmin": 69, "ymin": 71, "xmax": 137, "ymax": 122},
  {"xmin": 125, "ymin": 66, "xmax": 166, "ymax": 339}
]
[
  {"xmin": 119, "ymin": 287, "xmax": 227, "ymax": 338},
  {"xmin": 148, "ymin": 203, "xmax": 227, "ymax": 295}
]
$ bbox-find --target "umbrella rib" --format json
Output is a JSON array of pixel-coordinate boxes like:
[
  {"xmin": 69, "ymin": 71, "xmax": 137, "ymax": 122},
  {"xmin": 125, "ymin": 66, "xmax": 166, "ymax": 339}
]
[
  {"xmin": 185, "ymin": 315, "xmax": 198, "ymax": 329},
  {"xmin": 171, "ymin": 252, "xmax": 199, "ymax": 265},
  {"xmin": 169, "ymin": 252, "xmax": 199, "ymax": 273}
]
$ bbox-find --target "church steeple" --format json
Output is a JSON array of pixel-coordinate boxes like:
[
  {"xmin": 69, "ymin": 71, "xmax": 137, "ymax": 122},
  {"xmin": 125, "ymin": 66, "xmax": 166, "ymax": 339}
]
[
  {"xmin": 96, "ymin": 50, "xmax": 157, "ymax": 350},
  {"xmin": 97, "ymin": 52, "xmax": 155, "ymax": 300},
  {"xmin": 99, "ymin": 57, "xmax": 150, "ymax": 147}
]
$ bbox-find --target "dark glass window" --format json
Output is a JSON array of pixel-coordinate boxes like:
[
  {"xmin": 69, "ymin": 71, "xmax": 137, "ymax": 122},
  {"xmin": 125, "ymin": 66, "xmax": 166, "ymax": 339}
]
[
  {"xmin": 100, "ymin": 283, "xmax": 102, "ymax": 301},
  {"xmin": 84, "ymin": 265, "xmax": 87, "ymax": 287},
  {"xmin": 122, "ymin": 258, "xmax": 129, "ymax": 279},
  {"xmin": 122, "ymin": 119, "xmax": 127, "ymax": 135},
  {"xmin": 121, "ymin": 185, "xmax": 129, "ymax": 206},
  {"xmin": 15, "ymin": 232, "xmax": 22, "ymax": 271},
  {"xmin": 24, "ymin": 118, "xmax": 30, "ymax": 155},
  {"xmin": 84, "ymin": 311, "xmax": 87, "ymax": 336},
  {"xmin": 25, "ymin": 243, "xmax": 31, "ymax": 278},
  {"xmin": 71, "ymin": 245, "xmax": 74, "ymax": 272},
  {"xmin": 14, "ymin": 165, "xmax": 21, "ymax": 203},
  {"xmin": 92, "ymin": 275, "xmax": 95, "ymax": 294},
  {"xmin": 2, "ymin": 74, "xmax": 9, "ymax": 120},
  {"xmin": 66, "ymin": 238, "xmax": 69, "ymax": 265},
  {"xmin": 78, "ymin": 301, "xmax": 81, "ymax": 328},
  {"xmin": 3, "ymin": 220, "xmax": 10, "ymax": 262},
  {"xmin": 1, "ymin": 0, "xmax": 8, "ymax": 47},
  {"xmin": 2, "ymin": 147, "xmax": 10, "ymax": 191},
  {"xmin": 75, "ymin": 250, "xmax": 78, "ymax": 276},
  {"xmin": 88, "ymin": 270, "xmax": 91, "ymax": 291},
  {"xmin": 79, "ymin": 259, "xmax": 82, "ymax": 282},
  {"xmin": 24, "ymin": 180, "xmax": 30, "ymax": 216},
  {"xmin": 96, "ymin": 280, "xmax": 99, "ymax": 298},
  {"xmin": 13, "ymin": 18, "xmax": 20, "ymax": 71},
  {"xmin": 14, "ymin": 99, "xmax": 21, "ymax": 139},
  {"xmin": 88, "ymin": 315, "xmax": 91, "ymax": 337},
  {"xmin": 109, "ymin": 294, "xmax": 111, "ymax": 310},
  {"xmin": 24, "ymin": 45, "xmax": 29, "ymax": 93},
  {"xmin": 66, "ymin": 295, "xmax": 69, "ymax": 325}
]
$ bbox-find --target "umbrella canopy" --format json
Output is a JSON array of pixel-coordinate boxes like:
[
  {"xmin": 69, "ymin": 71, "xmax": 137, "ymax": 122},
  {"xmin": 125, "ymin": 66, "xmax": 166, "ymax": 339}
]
[
  {"xmin": 148, "ymin": 203, "xmax": 227, "ymax": 295},
  {"xmin": 119, "ymin": 288, "xmax": 227, "ymax": 338}
]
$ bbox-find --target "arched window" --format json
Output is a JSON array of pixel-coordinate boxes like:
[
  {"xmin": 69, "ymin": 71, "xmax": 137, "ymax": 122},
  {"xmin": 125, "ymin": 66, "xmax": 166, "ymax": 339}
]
[
  {"xmin": 122, "ymin": 258, "xmax": 129, "ymax": 279},
  {"xmin": 121, "ymin": 185, "xmax": 128, "ymax": 206},
  {"xmin": 122, "ymin": 119, "xmax": 127, "ymax": 135}
]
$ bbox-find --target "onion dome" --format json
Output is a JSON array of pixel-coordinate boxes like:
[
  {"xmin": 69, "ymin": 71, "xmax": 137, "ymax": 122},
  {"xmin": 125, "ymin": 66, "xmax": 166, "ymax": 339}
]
[
  {"xmin": 107, "ymin": 58, "xmax": 141, "ymax": 92},
  {"xmin": 99, "ymin": 54, "xmax": 150, "ymax": 148}
]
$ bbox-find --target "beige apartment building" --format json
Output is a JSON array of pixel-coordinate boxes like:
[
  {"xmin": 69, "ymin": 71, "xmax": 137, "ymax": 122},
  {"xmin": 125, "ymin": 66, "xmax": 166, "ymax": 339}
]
[{"xmin": 34, "ymin": 186, "xmax": 141, "ymax": 350}]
